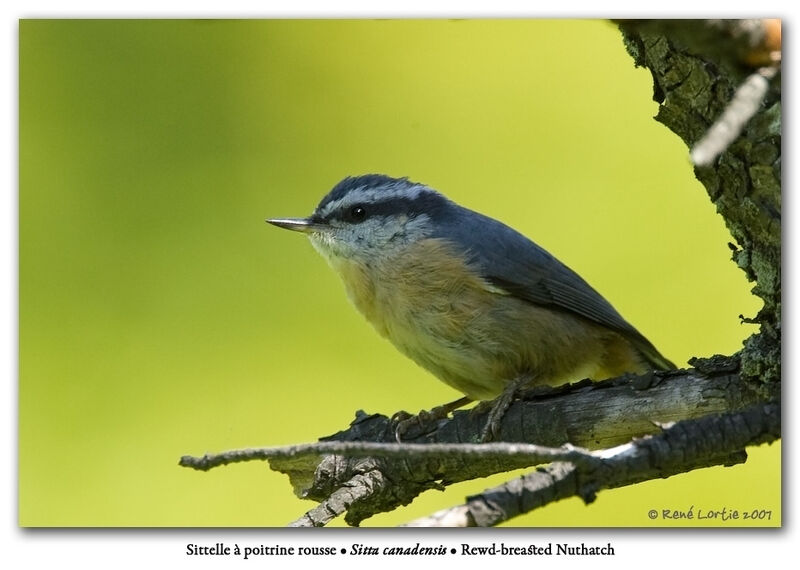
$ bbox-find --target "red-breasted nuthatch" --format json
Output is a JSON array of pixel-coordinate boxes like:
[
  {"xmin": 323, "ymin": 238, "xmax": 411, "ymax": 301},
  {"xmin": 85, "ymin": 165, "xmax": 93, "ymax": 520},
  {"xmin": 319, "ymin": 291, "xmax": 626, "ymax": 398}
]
[{"xmin": 268, "ymin": 175, "xmax": 676, "ymax": 439}]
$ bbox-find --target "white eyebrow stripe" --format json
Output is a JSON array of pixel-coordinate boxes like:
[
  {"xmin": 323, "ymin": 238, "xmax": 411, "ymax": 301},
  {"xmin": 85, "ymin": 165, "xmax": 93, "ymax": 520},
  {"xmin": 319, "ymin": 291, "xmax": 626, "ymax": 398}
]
[{"xmin": 317, "ymin": 184, "xmax": 430, "ymax": 218}]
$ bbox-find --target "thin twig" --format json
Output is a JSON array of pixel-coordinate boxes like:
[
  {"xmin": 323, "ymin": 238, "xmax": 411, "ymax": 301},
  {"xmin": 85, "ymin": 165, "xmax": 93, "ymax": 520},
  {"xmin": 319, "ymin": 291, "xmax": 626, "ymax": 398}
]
[
  {"xmin": 691, "ymin": 66, "xmax": 779, "ymax": 166},
  {"xmin": 181, "ymin": 440, "xmax": 608, "ymax": 472},
  {"xmin": 289, "ymin": 471, "xmax": 386, "ymax": 527}
]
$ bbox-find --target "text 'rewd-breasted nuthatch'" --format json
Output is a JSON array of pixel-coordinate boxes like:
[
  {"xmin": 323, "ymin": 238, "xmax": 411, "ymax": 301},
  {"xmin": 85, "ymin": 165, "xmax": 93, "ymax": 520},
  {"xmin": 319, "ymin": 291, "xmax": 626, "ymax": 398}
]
[{"xmin": 268, "ymin": 175, "xmax": 676, "ymax": 439}]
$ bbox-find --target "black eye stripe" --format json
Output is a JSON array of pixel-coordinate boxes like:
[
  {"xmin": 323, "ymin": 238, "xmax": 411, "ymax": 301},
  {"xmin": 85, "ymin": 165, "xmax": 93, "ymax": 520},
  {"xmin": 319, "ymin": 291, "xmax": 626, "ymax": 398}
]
[
  {"xmin": 317, "ymin": 194, "xmax": 449, "ymax": 224},
  {"xmin": 348, "ymin": 205, "xmax": 367, "ymax": 223}
]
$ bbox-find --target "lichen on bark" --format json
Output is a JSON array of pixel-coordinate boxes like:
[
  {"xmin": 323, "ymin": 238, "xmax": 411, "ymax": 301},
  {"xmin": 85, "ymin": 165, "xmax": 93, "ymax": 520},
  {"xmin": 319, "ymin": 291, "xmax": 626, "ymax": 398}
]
[{"xmin": 620, "ymin": 23, "xmax": 781, "ymax": 386}]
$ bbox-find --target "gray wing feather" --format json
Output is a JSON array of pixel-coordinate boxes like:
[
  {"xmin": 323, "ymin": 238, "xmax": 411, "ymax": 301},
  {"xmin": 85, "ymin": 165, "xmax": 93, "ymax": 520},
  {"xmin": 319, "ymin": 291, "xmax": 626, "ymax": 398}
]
[
  {"xmin": 434, "ymin": 205, "xmax": 673, "ymax": 369},
  {"xmin": 434, "ymin": 206, "xmax": 631, "ymax": 329}
]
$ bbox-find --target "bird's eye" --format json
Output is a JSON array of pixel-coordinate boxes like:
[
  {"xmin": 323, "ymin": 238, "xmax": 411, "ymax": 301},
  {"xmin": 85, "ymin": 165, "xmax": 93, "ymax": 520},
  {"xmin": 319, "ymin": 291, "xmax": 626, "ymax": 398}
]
[{"xmin": 348, "ymin": 205, "xmax": 367, "ymax": 223}]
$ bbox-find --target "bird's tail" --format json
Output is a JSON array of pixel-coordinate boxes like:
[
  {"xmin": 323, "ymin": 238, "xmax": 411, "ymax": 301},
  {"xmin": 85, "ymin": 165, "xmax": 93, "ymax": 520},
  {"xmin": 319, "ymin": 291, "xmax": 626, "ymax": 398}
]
[{"xmin": 630, "ymin": 333, "xmax": 677, "ymax": 371}]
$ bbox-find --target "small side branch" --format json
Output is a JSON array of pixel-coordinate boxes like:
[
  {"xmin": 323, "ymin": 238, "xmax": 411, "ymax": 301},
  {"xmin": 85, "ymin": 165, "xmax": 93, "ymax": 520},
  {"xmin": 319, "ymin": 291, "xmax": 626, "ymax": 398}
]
[
  {"xmin": 404, "ymin": 462, "xmax": 578, "ymax": 527},
  {"xmin": 288, "ymin": 470, "xmax": 387, "ymax": 527},
  {"xmin": 182, "ymin": 440, "xmax": 623, "ymax": 473},
  {"xmin": 691, "ymin": 66, "xmax": 778, "ymax": 167}
]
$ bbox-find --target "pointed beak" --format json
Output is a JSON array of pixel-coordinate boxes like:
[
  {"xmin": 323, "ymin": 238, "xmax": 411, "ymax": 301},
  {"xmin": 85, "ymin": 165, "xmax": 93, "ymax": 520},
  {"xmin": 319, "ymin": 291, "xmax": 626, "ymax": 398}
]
[{"xmin": 266, "ymin": 217, "xmax": 324, "ymax": 233}]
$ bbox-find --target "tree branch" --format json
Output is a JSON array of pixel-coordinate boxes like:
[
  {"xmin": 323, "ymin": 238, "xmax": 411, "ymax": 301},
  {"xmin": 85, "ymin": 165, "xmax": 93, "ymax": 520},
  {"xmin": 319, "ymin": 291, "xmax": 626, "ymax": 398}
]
[
  {"xmin": 181, "ymin": 358, "xmax": 777, "ymax": 526},
  {"xmin": 405, "ymin": 399, "xmax": 778, "ymax": 528}
]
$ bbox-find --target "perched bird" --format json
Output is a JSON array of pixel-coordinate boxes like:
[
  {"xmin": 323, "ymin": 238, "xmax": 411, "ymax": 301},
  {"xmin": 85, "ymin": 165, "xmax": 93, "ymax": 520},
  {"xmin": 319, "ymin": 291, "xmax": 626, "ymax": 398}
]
[{"xmin": 268, "ymin": 174, "xmax": 675, "ymax": 440}]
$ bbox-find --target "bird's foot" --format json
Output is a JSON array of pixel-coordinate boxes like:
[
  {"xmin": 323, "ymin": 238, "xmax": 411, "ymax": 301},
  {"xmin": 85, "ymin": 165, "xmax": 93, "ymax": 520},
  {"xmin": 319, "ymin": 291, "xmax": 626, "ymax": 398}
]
[
  {"xmin": 476, "ymin": 376, "xmax": 532, "ymax": 442},
  {"xmin": 391, "ymin": 396, "xmax": 472, "ymax": 442}
]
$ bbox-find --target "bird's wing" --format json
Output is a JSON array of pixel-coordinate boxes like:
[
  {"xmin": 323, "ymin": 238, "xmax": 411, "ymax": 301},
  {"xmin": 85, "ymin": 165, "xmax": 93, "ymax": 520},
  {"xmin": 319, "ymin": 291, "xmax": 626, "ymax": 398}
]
[{"xmin": 435, "ymin": 206, "xmax": 674, "ymax": 370}]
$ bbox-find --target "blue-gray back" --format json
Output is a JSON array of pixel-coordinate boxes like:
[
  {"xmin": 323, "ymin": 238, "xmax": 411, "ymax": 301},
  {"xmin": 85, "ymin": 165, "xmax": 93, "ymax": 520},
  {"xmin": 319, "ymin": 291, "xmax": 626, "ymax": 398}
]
[{"xmin": 432, "ymin": 203, "xmax": 669, "ymax": 366}]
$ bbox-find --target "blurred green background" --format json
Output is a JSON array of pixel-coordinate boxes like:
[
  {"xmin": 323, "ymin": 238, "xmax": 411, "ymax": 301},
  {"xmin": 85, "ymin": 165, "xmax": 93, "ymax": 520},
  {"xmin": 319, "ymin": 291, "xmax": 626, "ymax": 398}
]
[{"xmin": 19, "ymin": 19, "xmax": 779, "ymax": 527}]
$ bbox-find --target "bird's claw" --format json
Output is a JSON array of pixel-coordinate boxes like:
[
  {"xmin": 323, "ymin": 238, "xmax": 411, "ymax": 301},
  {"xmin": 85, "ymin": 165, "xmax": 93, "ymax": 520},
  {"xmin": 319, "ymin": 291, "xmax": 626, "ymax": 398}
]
[
  {"xmin": 390, "ymin": 397, "xmax": 473, "ymax": 442},
  {"xmin": 391, "ymin": 409, "xmax": 435, "ymax": 442},
  {"xmin": 476, "ymin": 376, "xmax": 531, "ymax": 442}
]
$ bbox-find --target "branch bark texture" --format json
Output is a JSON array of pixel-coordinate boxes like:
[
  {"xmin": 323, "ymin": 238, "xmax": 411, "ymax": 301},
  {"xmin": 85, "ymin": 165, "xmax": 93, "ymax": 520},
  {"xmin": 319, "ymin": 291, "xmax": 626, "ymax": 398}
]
[
  {"xmin": 407, "ymin": 400, "xmax": 778, "ymax": 527},
  {"xmin": 182, "ymin": 359, "xmax": 778, "ymax": 526},
  {"xmin": 619, "ymin": 20, "xmax": 781, "ymax": 382}
]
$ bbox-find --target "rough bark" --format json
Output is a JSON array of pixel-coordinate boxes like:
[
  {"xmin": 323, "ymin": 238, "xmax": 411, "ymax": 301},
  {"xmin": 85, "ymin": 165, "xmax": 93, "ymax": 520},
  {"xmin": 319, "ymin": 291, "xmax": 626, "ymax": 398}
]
[
  {"xmin": 618, "ymin": 19, "xmax": 781, "ymax": 384},
  {"xmin": 181, "ymin": 357, "xmax": 778, "ymax": 526},
  {"xmin": 407, "ymin": 401, "xmax": 778, "ymax": 527}
]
